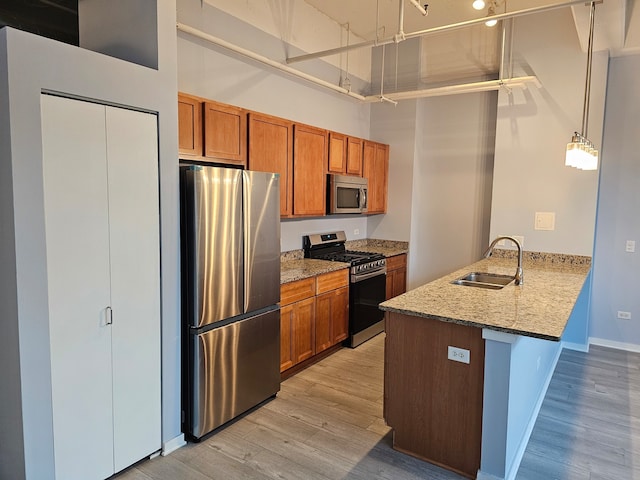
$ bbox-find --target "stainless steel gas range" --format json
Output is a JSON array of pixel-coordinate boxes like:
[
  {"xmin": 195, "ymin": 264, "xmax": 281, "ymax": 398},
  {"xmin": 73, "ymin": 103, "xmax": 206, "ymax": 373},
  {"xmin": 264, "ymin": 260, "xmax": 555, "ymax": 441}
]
[{"xmin": 303, "ymin": 231, "xmax": 386, "ymax": 347}]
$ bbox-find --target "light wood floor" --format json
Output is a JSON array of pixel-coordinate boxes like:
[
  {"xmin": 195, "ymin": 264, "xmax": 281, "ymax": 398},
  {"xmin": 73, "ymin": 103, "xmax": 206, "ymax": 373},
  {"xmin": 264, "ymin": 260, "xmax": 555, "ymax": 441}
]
[{"xmin": 114, "ymin": 337, "xmax": 640, "ymax": 480}]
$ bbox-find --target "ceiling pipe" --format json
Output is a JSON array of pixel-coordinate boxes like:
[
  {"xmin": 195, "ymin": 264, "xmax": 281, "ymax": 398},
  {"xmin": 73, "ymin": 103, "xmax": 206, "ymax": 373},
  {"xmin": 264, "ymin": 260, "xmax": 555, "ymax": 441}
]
[
  {"xmin": 176, "ymin": 22, "xmax": 366, "ymax": 102},
  {"xmin": 286, "ymin": 0, "xmax": 591, "ymax": 65},
  {"xmin": 362, "ymin": 76, "xmax": 541, "ymax": 102}
]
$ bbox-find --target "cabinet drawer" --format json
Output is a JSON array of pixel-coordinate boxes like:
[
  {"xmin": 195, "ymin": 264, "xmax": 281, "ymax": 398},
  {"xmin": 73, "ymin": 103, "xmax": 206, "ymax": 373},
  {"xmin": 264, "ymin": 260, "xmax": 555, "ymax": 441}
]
[
  {"xmin": 280, "ymin": 278, "xmax": 315, "ymax": 306},
  {"xmin": 316, "ymin": 269, "xmax": 349, "ymax": 294},
  {"xmin": 386, "ymin": 254, "xmax": 407, "ymax": 271}
]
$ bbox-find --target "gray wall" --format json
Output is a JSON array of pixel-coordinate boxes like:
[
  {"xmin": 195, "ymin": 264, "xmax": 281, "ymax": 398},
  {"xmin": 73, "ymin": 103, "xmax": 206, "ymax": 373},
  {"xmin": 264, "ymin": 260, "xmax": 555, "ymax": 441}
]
[
  {"xmin": 490, "ymin": 9, "xmax": 606, "ymax": 256},
  {"xmin": 589, "ymin": 54, "xmax": 640, "ymax": 348},
  {"xmin": 369, "ymin": 92, "xmax": 496, "ymax": 290},
  {"xmin": 0, "ymin": 29, "xmax": 26, "ymax": 480},
  {"xmin": 0, "ymin": 0, "xmax": 180, "ymax": 475}
]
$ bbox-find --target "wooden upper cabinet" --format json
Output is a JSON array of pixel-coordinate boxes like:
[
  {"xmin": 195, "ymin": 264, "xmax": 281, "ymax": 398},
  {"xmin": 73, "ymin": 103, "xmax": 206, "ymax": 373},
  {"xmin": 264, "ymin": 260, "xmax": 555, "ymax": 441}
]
[
  {"xmin": 328, "ymin": 132, "xmax": 347, "ymax": 174},
  {"xmin": 328, "ymin": 133, "xmax": 364, "ymax": 176},
  {"xmin": 293, "ymin": 124, "xmax": 327, "ymax": 217},
  {"xmin": 346, "ymin": 136, "xmax": 364, "ymax": 176},
  {"xmin": 248, "ymin": 112, "xmax": 293, "ymax": 217},
  {"xmin": 363, "ymin": 140, "xmax": 389, "ymax": 214},
  {"xmin": 203, "ymin": 100, "xmax": 247, "ymax": 166},
  {"xmin": 178, "ymin": 94, "xmax": 203, "ymax": 157}
]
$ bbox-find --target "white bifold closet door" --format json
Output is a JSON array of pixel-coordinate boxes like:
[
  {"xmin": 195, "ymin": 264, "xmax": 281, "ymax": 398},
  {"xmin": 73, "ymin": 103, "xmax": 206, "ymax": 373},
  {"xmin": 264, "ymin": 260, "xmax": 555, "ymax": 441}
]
[{"xmin": 41, "ymin": 94, "xmax": 161, "ymax": 480}]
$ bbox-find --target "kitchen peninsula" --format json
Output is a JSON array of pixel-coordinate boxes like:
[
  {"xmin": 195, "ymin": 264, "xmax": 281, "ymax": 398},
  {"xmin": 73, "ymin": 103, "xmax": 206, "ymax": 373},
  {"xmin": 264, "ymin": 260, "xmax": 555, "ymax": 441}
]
[{"xmin": 379, "ymin": 251, "xmax": 591, "ymax": 480}]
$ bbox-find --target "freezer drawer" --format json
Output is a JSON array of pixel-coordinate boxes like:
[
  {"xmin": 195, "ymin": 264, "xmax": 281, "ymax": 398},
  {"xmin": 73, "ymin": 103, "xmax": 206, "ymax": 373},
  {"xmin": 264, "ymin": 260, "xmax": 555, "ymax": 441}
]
[{"xmin": 188, "ymin": 308, "xmax": 280, "ymax": 439}]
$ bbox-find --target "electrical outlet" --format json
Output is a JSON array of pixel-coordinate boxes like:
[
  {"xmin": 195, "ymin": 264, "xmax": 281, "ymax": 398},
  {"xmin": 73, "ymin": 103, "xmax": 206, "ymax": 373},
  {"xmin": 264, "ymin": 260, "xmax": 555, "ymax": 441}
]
[
  {"xmin": 354, "ymin": 229, "xmax": 360, "ymax": 236},
  {"xmin": 617, "ymin": 311, "xmax": 632, "ymax": 320},
  {"xmin": 512, "ymin": 235, "xmax": 524, "ymax": 248},
  {"xmin": 448, "ymin": 346, "xmax": 470, "ymax": 364},
  {"xmin": 626, "ymin": 240, "xmax": 636, "ymax": 253}
]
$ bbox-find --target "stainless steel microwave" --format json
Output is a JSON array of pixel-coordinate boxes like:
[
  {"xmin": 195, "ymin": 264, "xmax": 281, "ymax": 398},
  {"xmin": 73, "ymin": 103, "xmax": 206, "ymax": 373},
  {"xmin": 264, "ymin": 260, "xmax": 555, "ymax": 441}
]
[{"xmin": 327, "ymin": 174, "xmax": 368, "ymax": 214}]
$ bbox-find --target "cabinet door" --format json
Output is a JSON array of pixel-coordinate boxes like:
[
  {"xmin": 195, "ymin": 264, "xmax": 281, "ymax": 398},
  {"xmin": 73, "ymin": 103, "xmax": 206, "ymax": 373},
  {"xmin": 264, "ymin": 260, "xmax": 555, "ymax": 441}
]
[
  {"xmin": 386, "ymin": 255, "xmax": 407, "ymax": 300},
  {"xmin": 331, "ymin": 286, "xmax": 349, "ymax": 344},
  {"xmin": 42, "ymin": 95, "xmax": 114, "ymax": 480},
  {"xmin": 293, "ymin": 296, "xmax": 316, "ymax": 363},
  {"xmin": 316, "ymin": 286, "xmax": 349, "ymax": 353},
  {"xmin": 315, "ymin": 292, "xmax": 332, "ymax": 353},
  {"xmin": 280, "ymin": 304, "xmax": 294, "ymax": 372},
  {"xmin": 41, "ymin": 96, "xmax": 161, "ymax": 479},
  {"xmin": 178, "ymin": 94, "xmax": 203, "ymax": 157},
  {"xmin": 346, "ymin": 136, "xmax": 364, "ymax": 176},
  {"xmin": 105, "ymin": 106, "xmax": 161, "ymax": 473},
  {"xmin": 293, "ymin": 124, "xmax": 327, "ymax": 216},
  {"xmin": 363, "ymin": 140, "xmax": 389, "ymax": 214},
  {"xmin": 203, "ymin": 101, "xmax": 247, "ymax": 166},
  {"xmin": 248, "ymin": 112, "xmax": 293, "ymax": 217},
  {"xmin": 328, "ymin": 131, "xmax": 347, "ymax": 174}
]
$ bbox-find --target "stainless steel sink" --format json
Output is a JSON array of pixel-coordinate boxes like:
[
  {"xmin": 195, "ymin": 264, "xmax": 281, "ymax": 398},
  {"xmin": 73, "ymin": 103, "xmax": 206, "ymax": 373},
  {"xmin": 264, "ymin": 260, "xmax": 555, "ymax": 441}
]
[{"xmin": 451, "ymin": 272, "xmax": 515, "ymax": 290}]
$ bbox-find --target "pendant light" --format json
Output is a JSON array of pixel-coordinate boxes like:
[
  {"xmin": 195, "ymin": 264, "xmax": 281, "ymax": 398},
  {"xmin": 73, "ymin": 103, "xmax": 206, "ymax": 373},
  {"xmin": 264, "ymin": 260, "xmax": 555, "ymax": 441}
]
[{"xmin": 565, "ymin": 1, "xmax": 598, "ymax": 171}]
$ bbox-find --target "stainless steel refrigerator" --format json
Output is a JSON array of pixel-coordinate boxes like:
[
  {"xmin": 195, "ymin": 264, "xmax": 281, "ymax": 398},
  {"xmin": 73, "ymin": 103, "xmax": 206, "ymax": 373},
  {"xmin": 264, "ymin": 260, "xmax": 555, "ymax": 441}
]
[{"xmin": 180, "ymin": 165, "xmax": 281, "ymax": 440}]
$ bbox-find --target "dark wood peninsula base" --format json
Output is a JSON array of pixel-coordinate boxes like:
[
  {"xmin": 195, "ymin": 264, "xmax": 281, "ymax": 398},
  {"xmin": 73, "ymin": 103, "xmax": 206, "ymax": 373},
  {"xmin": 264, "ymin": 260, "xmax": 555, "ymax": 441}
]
[{"xmin": 384, "ymin": 312, "xmax": 485, "ymax": 479}]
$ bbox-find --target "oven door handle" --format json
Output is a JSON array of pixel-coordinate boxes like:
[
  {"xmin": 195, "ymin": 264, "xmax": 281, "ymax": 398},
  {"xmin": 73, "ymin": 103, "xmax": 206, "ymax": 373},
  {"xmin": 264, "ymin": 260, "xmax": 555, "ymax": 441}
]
[{"xmin": 351, "ymin": 268, "xmax": 387, "ymax": 283}]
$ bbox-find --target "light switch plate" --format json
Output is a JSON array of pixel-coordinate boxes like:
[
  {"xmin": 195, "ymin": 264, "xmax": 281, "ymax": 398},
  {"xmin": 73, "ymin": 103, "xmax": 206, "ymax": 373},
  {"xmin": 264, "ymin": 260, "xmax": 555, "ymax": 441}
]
[
  {"xmin": 535, "ymin": 212, "xmax": 556, "ymax": 231},
  {"xmin": 626, "ymin": 240, "xmax": 636, "ymax": 253},
  {"xmin": 448, "ymin": 346, "xmax": 470, "ymax": 364}
]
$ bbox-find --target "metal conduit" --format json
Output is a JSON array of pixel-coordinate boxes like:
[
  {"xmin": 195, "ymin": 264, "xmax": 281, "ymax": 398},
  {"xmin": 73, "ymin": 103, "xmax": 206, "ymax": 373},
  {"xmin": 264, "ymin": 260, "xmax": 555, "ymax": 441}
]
[{"xmin": 286, "ymin": 0, "xmax": 591, "ymax": 65}]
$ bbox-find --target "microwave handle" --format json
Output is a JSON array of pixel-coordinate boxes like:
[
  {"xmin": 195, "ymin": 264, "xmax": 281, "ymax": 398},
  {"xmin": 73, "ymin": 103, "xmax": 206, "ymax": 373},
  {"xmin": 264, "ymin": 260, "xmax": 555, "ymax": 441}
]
[{"xmin": 360, "ymin": 188, "xmax": 367, "ymax": 209}]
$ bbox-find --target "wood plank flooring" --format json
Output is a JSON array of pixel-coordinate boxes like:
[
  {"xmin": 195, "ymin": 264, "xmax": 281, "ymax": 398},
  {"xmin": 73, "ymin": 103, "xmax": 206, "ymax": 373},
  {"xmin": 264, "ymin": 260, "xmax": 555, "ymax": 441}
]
[
  {"xmin": 114, "ymin": 338, "xmax": 640, "ymax": 480},
  {"xmin": 516, "ymin": 345, "xmax": 640, "ymax": 480},
  {"xmin": 114, "ymin": 334, "xmax": 465, "ymax": 480}
]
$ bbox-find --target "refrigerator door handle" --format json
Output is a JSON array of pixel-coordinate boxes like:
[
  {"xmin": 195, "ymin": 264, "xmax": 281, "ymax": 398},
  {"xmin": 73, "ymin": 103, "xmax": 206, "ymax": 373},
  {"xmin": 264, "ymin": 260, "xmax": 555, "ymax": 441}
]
[{"xmin": 106, "ymin": 306, "xmax": 113, "ymax": 325}]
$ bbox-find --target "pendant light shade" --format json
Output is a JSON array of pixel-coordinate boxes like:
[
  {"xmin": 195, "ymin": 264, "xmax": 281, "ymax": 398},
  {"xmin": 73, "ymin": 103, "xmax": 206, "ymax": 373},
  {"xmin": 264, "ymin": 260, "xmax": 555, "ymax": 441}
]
[{"xmin": 565, "ymin": 1, "xmax": 599, "ymax": 171}]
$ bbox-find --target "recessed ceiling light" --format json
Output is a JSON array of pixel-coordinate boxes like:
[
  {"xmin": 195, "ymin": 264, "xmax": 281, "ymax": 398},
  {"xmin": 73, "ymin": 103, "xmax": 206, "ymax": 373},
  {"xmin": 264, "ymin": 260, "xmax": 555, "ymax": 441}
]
[
  {"xmin": 472, "ymin": 0, "xmax": 486, "ymax": 10},
  {"xmin": 485, "ymin": 19, "xmax": 498, "ymax": 26}
]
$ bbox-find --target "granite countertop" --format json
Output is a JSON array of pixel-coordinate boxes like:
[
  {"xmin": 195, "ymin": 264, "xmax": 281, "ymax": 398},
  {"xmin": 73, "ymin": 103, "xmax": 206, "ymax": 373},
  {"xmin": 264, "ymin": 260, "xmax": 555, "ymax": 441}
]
[
  {"xmin": 280, "ymin": 258, "xmax": 350, "ymax": 284},
  {"xmin": 280, "ymin": 239, "xmax": 409, "ymax": 284},
  {"xmin": 379, "ymin": 253, "xmax": 591, "ymax": 341},
  {"xmin": 345, "ymin": 239, "xmax": 409, "ymax": 257}
]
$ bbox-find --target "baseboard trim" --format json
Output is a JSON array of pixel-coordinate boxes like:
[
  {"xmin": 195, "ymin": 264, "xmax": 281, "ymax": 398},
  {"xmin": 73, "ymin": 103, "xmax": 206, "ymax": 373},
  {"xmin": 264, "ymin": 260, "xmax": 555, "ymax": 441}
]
[
  {"xmin": 162, "ymin": 434, "xmax": 186, "ymax": 456},
  {"xmin": 589, "ymin": 337, "xmax": 640, "ymax": 353},
  {"xmin": 562, "ymin": 341, "xmax": 589, "ymax": 353}
]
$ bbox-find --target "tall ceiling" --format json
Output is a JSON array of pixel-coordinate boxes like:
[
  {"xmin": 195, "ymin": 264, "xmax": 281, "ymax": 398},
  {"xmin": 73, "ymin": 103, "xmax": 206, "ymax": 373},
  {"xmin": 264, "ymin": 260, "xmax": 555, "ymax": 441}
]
[{"xmin": 303, "ymin": 0, "xmax": 640, "ymax": 55}]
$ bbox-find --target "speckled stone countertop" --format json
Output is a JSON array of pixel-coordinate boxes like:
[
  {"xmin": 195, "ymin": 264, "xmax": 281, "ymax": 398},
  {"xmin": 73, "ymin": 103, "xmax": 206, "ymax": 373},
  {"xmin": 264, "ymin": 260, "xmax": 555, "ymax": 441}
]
[
  {"xmin": 280, "ymin": 239, "xmax": 409, "ymax": 284},
  {"xmin": 379, "ymin": 253, "xmax": 591, "ymax": 341},
  {"xmin": 345, "ymin": 239, "xmax": 409, "ymax": 257},
  {"xmin": 280, "ymin": 259, "xmax": 349, "ymax": 284}
]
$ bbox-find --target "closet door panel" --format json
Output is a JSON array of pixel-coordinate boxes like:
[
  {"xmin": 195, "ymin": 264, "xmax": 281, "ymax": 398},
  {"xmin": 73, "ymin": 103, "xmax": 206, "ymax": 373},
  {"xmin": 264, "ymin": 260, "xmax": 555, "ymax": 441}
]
[
  {"xmin": 41, "ymin": 94, "xmax": 114, "ymax": 480},
  {"xmin": 105, "ymin": 106, "xmax": 162, "ymax": 472}
]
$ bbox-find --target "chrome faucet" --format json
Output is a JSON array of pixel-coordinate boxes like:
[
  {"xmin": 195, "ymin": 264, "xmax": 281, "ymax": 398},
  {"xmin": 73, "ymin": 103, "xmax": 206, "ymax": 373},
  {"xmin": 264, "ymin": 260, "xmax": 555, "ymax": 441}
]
[{"xmin": 483, "ymin": 236, "xmax": 524, "ymax": 285}]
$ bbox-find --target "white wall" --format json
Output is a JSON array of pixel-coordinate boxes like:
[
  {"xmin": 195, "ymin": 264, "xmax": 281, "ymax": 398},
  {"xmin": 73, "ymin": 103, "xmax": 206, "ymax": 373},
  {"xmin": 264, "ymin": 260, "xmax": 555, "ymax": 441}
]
[
  {"xmin": 412, "ymin": 92, "xmax": 496, "ymax": 287},
  {"xmin": 204, "ymin": 0, "xmax": 371, "ymax": 84},
  {"xmin": 589, "ymin": 54, "xmax": 640, "ymax": 348},
  {"xmin": 0, "ymin": 1, "xmax": 180, "ymax": 475},
  {"xmin": 369, "ymin": 91, "xmax": 496, "ymax": 290},
  {"xmin": 491, "ymin": 9, "xmax": 607, "ymax": 256},
  {"xmin": 177, "ymin": 0, "xmax": 372, "ymax": 251},
  {"xmin": 368, "ymin": 99, "xmax": 418, "ymax": 245}
]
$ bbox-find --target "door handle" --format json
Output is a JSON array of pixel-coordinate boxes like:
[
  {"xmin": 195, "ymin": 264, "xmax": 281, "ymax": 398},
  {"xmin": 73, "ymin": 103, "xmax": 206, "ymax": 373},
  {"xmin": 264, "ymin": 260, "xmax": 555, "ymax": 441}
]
[{"xmin": 106, "ymin": 306, "xmax": 113, "ymax": 326}]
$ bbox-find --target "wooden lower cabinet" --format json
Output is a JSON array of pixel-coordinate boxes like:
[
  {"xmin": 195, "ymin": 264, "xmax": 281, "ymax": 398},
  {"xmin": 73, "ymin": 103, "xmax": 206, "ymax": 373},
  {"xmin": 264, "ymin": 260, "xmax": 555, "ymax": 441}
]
[
  {"xmin": 315, "ymin": 286, "xmax": 349, "ymax": 354},
  {"xmin": 280, "ymin": 269, "xmax": 349, "ymax": 373},
  {"xmin": 385, "ymin": 254, "xmax": 407, "ymax": 300},
  {"xmin": 384, "ymin": 312, "xmax": 484, "ymax": 479},
  {"xmin": 280, "ymin": 297, "xmax": 316, "ymax": 371}
]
